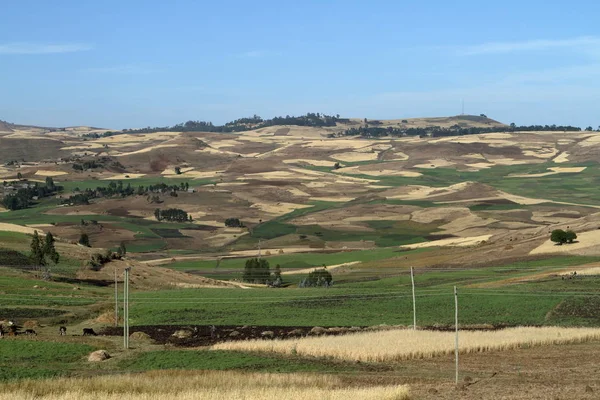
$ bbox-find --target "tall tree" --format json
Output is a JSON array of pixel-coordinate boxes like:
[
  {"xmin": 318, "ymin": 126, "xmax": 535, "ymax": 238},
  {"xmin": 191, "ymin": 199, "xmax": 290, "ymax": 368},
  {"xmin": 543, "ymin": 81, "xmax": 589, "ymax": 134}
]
[{"xmin": 30, "ymin": 231, "xmax": 60, "ymax": 280}]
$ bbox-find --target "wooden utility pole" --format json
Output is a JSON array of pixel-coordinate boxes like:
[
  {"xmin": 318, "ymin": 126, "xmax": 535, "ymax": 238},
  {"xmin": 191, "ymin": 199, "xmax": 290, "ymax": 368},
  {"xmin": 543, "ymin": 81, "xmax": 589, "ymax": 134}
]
[
  {"xmin": 410, "ymin": 267, "xmax": 416, "ymax": 330},
  {"xmin": 454, "ymin": 286, "xmax": 459, "ymax": 385},
  {"xmin": 114, "ymin": 267, "xmax": 118, "ymax": 327},
  {"xmin": 123, "ymin": 267, "xmax": 131, "ymax": 349}
]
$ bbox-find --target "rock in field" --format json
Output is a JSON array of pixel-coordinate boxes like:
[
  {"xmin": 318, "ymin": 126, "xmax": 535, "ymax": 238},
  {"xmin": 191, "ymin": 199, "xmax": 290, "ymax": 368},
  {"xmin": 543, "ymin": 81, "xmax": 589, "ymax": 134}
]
[
  {"xmin": 88, "ymin": 350, "xmax": 111, "ymax": 362},
  {"xmin": 261, "ymin": 330, "xmax": 274, "ymax": 338},
  {"xmin": 309, "ymin": 326, "xmax": 327, "ymax": 336},
  {"xmin": 172, "ymin": 329, "xmax": 193, "ymax": 339},
  {"xmin": 130, "ymin": 331, "xmax": 152, "ymax": 341}
]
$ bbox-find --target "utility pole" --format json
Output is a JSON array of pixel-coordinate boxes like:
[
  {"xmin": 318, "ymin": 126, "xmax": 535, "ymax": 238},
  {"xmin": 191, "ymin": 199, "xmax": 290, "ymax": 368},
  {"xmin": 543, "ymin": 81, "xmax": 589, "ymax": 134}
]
[
  {"xmin": 123, "ymin": 267, "xmax": 131, "ymax": 349},
  {"xmin": 114, "ymin": 267, "xmax": 118, "ymax": 327},
  {"xmin": 410, "ymin": 267, "xmax": 416, "ymax": 330},
  {"xmin": 258, "ymin": 239, "xmax": 262, "ymax": 259},
  {"xmin": 454, "ymin": 286, "xmax": 459, "ymax": 385}
]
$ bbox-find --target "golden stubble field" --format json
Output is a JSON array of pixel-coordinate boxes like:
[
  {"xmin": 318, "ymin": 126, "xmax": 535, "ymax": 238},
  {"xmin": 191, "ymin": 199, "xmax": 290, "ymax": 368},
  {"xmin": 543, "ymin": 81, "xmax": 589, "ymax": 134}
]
[
  {"xmin": 212, "ymin": 327, "xmax": 600, "ymax": 362},
  {"xmin": 0, "ymin": 371, "xmax": 410, "ymax": 400}
]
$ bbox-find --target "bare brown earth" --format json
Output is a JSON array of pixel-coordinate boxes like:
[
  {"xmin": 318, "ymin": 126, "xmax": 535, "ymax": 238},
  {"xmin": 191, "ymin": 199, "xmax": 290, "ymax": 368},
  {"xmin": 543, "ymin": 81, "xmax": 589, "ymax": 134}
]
[
  {"xmin": 4, "ymin": 117, "xmax": 600, "ymax": 264},
  {"xmin": 76, "ymin": 259, "xmax": 243, "ymax": 290}
]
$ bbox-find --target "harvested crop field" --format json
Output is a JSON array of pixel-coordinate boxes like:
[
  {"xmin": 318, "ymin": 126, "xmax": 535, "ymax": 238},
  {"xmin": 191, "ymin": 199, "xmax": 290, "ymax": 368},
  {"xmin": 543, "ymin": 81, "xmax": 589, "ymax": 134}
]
[
  {"xmin": 0, "ymin": 371, "xmax": 410, "ymax": 400},
  {"xmin": 213, "ymin": 327, "xmax": 600, "ymax": 363}
]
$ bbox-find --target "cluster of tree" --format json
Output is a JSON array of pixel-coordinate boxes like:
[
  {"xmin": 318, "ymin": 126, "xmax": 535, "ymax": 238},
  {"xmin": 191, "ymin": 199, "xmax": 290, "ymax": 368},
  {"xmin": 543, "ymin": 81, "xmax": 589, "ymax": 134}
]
[
  {"xmin": 63, "ymin": 181, "xmax": 190, "ymax": 206},
  {"xmin": 550, "ymin": 229, "xmax": 577, "ymax": 245},
  {"xmin": 340, "ymin": 123, "xmax": 583, "ymax": 139},
  {"xmin": 224, "ymin": 218, "xmax": 243, "ymax": 227},
  {"xmin": 154, "ymin": 208, "xmax": 192, "ymax": 222},
  {"xmin": 2, "ymin": 177, "xmax": 62, "ymax": 211},
  {"xmin": 30, "ymin": 231, "xmax": 59, "ymax": 280},
  {"xmin": 72, "ymin": 160, "xmax": 102, "ymax": 171},
  {"xmin": 85, "ymin": 244, "xmax": 126, "ymax": 271},
  {"xmin": 82, "ymin": 131, "xmax": 118, "ymax": 139},
  {"xmin": 299, "ymin": 267, "xmax": 333, "ymax": 288},
  {"xmin": 242, "ymin": 258, "xmax": 283, "ymax": 285}
]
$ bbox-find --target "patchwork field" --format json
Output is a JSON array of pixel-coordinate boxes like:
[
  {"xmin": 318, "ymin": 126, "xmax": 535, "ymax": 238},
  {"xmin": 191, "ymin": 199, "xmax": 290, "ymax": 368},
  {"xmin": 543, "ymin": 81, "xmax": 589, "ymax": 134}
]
[{"xmin": 3, "ymin": 116, "xmax": 600, "ymax": 398}]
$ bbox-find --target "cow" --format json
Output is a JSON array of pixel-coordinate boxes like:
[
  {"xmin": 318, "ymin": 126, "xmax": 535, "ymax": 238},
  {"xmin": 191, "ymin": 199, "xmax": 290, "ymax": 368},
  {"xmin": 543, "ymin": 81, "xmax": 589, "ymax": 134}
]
[
  {"xmin": 59, "ymin": 326, "xmax": 67, "ymax": 336},
  {"xmin": 24, "ymin": 329, "xmax": 37, "ymax": 336},
  {"xmin": 82, "ymin": 328, "xmax": 98, "ymax": 336}
]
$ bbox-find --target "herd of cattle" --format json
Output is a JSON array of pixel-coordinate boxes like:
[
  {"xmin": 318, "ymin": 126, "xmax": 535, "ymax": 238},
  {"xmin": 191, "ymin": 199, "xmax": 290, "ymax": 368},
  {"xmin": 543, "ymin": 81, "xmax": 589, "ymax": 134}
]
[{"xmin": 0, "ymin": 322, "xmax": 98, "ymax": 337}]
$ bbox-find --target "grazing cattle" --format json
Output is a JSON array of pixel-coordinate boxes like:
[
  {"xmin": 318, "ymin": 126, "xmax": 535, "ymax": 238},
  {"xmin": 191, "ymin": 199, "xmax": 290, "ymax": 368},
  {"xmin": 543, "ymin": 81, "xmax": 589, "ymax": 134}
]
[
  {"xmin": 24, "ymin": 329, "xmax": 37, "ymax": 336},
  {"xmin": 59, "ymin": 326, "xmax": 67, "ymax": 336},
  {"xmin": 82, "ymin": 328, "xmax": 98, "ymax": 336}
]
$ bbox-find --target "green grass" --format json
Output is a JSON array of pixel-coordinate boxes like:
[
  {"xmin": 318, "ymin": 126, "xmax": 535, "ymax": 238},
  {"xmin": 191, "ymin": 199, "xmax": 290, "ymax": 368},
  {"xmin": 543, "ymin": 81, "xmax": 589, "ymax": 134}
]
[
  {"xmin": 132, "ymin": 254, "xmax": 600, "ymax": 327},
  {"xmin": 120, "ymin": 350, "xmax": 354, "ymax": 373},
  {"xmin": 167, "ymin": 247, "xmax": 428, "ymax": 272},
  {"xmin": 0, "ymin": 341, "xmax": 94, "ymax": 382}
]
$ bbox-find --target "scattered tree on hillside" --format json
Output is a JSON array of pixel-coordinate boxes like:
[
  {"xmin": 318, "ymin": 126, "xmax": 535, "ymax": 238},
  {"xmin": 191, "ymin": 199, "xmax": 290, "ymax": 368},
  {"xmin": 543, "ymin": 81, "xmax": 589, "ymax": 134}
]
[
  {"xmin": 17, "ymin": 172, "xmax": 22, "ymax": 180},
  {"xmin": 117, "ymin": 241, "xmax": 127, "ymax": 257},
  {"xmin": 333, "ymin": 162, "xmax": 341, "ymax": 169},
  {"xmin": 79, "ymin": 233, "xmax": 91, "ymax": 247},
  {"xmin": 30, "ymin": 231, "xmax": 60, "ymax": 280},
  {"xmin": 243, "ymin": 258, "xmax": 271, "ymax": 284},
  {"xmin": 585, "ymin": 126, "xmax": 594, "ymax": 131},
  {"xmin": 175, "ymin": 167, "xmax": 182, "ymax": 175}
]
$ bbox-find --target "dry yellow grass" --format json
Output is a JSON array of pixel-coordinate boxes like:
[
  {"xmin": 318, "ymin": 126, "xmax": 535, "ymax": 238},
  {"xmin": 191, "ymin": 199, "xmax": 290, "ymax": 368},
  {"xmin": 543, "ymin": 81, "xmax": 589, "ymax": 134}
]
[
  {"xmin": 0, "ymin": 371, "xmax": 410, "ymax": 400},
  {"xmin": 283, "ymin": 159, "xmax": 338, "ymax": 167},
  {"xmin": 0, "ymin": 223, "xmax": 43, "ymax": 235},
  {"xmin": 331, "ymin": 151, "xmax": 379, "ymax": 162},
  {"xmin": 401, "ymin": 234, "xmax": 492, "ymax": 249},
  {"xmin": 101, "ymin": 173, "xmax": 146, "ymax": 180},
  {"xmin": 530, "ymin": 230, "xmax": 600, "ymax": 255},
  {"xmin": 213, "ymin": 327, "xmax": 600, "ymax": 363},
  {"xmin": 34, "ymin": 170, "xmax": 69, "ymax": 177}
]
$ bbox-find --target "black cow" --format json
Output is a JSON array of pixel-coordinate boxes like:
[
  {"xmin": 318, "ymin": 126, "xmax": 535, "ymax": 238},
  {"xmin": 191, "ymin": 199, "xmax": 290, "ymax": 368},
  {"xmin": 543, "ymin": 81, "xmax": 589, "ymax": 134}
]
[
  {"xmin": 59, "ymin": 326, "xmax": 67, "ymax": 336},
  {"xmin": 82, "ymin": 328, "xmax": 98, "ymax": 336},
  {"xmin": 24, "ymin": 329, "xmax": 37, "ymax": 336}
]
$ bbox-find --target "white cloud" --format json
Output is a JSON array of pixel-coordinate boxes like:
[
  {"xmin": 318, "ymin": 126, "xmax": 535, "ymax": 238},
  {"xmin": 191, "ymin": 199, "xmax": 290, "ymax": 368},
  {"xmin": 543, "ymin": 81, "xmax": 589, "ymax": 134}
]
[
  {"xmin": 83, "ymin": 65, "xmax": 157, "ymax": 74},
  {"xmin": 0, "ymin": 43, "xmax": 92, "ymax": 55},
  {"xmin": 236, "ymin": 50, "xmax": 267, "ymax": 58},
  {"xmin": 460, "ymin": 36, "xmax": 600, "ymax": 55}
]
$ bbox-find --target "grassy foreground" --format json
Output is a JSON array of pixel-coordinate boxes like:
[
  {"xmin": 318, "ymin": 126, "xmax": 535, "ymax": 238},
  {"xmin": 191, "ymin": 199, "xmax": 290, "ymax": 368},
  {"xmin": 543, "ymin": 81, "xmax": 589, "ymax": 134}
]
[{"xmin": 0, "ymin": 371, "xmax": 410, "ymax": 400}]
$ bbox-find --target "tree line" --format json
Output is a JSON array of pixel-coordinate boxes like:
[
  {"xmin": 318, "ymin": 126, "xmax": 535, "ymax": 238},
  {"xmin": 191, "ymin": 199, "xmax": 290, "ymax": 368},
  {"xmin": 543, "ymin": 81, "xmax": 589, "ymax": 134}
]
[
  {"xmin": 339, "ymin": 123, "xmax": 583, "ymax": 139},
  {"xmin": 63, "ymin": 181, "xmax": 190, "ymax": 206},
  {"xmin": 82, "ymin": 113, "xmax": 343, "ymax": 138}
]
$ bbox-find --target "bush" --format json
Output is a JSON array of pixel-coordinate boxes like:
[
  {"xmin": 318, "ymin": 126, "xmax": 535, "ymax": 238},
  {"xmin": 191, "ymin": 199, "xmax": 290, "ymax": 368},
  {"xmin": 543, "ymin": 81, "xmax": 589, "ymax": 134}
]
[
  {"xmin": 225, "ymin": 218, "xmax": 243, "ymax": 227},
  {"xmin": 79, "ymin": 233, "xmax": 91, "ymax": 247}
]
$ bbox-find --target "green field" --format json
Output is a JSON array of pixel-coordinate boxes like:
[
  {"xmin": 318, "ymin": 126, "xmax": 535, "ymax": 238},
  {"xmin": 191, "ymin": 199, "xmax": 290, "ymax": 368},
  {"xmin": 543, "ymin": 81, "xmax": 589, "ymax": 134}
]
[{"xmin": 0, "ymin": 341, "xmax": 95, "ymax": 381}]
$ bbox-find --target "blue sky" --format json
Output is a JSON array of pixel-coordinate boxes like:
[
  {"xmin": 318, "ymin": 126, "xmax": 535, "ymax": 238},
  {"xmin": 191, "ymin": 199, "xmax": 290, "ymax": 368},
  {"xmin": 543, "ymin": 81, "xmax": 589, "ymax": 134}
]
[{"xmin": 2, "ymin": 0, "xmax": 600, "ymax": 129}]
